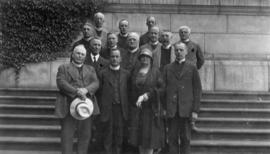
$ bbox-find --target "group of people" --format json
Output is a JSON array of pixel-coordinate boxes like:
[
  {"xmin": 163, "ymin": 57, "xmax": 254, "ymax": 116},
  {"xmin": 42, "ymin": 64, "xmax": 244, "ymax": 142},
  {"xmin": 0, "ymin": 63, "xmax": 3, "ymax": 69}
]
[{"xmin": 55, "ymin": 12, "xmax": 204, "ymax": 154}]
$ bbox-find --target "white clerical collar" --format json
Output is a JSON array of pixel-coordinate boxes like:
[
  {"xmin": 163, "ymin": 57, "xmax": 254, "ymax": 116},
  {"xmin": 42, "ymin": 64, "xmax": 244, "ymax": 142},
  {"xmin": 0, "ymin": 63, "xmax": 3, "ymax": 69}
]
[
  {"xmin": 95, "ymin": 27, "xmax": 103, "ymax": 32},
  {"xmin": 129, "ymin": 47, "xmax": 138, "ymax": 53},
  {"xmin": 150, "ymin": 41, "xmax": 159, "ymax": 46},
  {"xmin": 110, "ymin": 65, "xmax": 120, "ymax": 71},
  {"xmin": 182, "ymin": 39, "xmax": 190, "ymax": 43},
  {"xmin": 119, "ymin": 33, "xmax": 128, "ymax": 37},
  {"xmin": 177, "ymin": 58, "xmax": 185, "ymax": 64},
  {"xmin": 72, "ymin": 61, "xmax": 83, "ymax": 68},
  {"xmin": 110, "ymin": 45, "xmax": 117, "ymax": 49},
  {"xmin": 163, "ymin": 44, "xmax": 171, "ymax": 49},
  {"xmin": 84, "ymin": 36, "xmax": 93, "ymax": 41},
  {"xmin": 91, "ymin": 53, "xmax": 100, "ymax": 61}
]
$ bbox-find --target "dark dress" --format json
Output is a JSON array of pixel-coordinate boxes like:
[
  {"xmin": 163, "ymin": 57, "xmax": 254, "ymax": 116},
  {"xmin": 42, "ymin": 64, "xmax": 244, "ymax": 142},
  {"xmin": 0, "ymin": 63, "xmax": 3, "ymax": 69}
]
[{"xmin": 129, "ymin": 66, "xmax": 165, "ymax": 149}]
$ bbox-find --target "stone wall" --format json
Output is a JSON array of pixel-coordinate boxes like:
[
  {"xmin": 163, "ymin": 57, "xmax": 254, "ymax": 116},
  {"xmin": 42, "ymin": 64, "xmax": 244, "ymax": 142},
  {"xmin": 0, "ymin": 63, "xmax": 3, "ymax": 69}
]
[{"xmin": 102, "ymin": 0, "xmax": 270, "ymax": 92}]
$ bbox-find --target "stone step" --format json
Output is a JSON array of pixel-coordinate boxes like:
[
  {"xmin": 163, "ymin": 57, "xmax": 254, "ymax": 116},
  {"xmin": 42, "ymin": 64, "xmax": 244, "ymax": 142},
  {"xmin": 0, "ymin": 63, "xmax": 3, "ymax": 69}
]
[
  {"xmin": 201, "ymin": 99, "xmax": 270, "ymax": 108},
  {"xmin": 202, "ymin": 91, "xmax": 270, "ymax": 100},
  {"xmin": 0, "ymin": 96, "xmax": 55, "ymax": 105},
  {"xmin": 0, "ymin": 124, "xmax": 60, "ymax": 137},
  {"xmin": 0, "ymin": 88, "xmax": 58, "ymax": 97},
  {"xmin": 0, "ymin": 114, "xmax": 59, "ymax": 125},
  {"xmin": 196, "ymin": 117, "xmax": 270, "ymax": 129},
  {"xmin": 0, "ymin": 104, "xmax": 54, "ymax": 114},
  {"xmin": 199, "ymin": 108, "xmax": 270, "ymax": 118},
  {"xmin": 192, "ymin": 127, "xmax": 270, "ymax": 140},
  {"xmin": 192, "ymin": 140, "xmax": 270, "ymax": 154}
]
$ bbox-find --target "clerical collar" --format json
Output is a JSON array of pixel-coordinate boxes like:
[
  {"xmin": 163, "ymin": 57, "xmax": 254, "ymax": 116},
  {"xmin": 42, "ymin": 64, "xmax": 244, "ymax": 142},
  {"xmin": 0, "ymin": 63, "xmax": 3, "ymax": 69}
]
[
  {"xmin": 177, "ymin": 58, "xmax": 185, "ymax": 64},
  {"xmin": 119, "ymin": 33, "xmax": 128, "ymax": 37},
  {"xmin": 84, "ymin": 36, "xmax": 93, "ymax": 41},
  {"xmin": 72, "ymin": 61, "xmax": 83, "ymax": 68},
  {"xmin": 162, "ymin": 44, "xmax": 171, "ymax": 49},
  {"xmin": 182, "ymin": 39, "xmax": 190, "ymax": 43},
  {"xmin": 110, "ymin": 65, "xmax": 120, "ymax": 71},
  {"xmin": 129, "ymin": 47, "xmax": 138, "ymax": 53},
  {"xmin": 91, "ymin": 53, "xmax": 100, "ymax": 62},
  {"xmin": 95, "ymin": 27, "xmax": 103, "ymax": 32},
  {"xmin": 110, "ymin": 45, "xmax": 117, "ymax": 49},
  {"xmin": 150, "ymin": 41, "xmax": 159, "ymax": 46}
]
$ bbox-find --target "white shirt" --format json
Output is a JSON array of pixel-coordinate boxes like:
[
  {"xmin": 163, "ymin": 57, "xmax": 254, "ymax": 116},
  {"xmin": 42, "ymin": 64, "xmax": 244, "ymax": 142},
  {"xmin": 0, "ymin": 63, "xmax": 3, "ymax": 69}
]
[
  {"xmin": 110, "ymin": 65, "xmax": 120, "ymax": 71},
  {"xmin": 177, "ymin": 58, "xmax": 186, "ymax": 64},
  {"xmin": 129, "ymin": 47, "xmax": 138, "ymax": 53},
  {"xmin": 90, "ymin": 54, "xmax": 100, "ymax": 62}
]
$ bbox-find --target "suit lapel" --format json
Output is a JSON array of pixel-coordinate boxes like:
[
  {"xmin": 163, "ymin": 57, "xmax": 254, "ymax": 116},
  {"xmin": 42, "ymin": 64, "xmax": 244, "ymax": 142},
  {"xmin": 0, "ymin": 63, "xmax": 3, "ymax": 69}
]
[
  {"xmin": 170, "ymin": 62, "xmax": 187, "ymax": 81},
  {"xmin": 67, "ymin": 64, "xmax": 79, "ymax": 80}
]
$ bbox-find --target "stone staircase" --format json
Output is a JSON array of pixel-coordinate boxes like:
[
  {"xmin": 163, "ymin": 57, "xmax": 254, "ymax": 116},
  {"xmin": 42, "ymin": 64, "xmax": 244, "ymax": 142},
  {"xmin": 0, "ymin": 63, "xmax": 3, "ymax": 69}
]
[
  {"xmin": 0, "ymin": 89, "xmax": 269, "ymax": 154},
  {"xmin": 192, "ymin": 92, "xmax": 270, "ymax": 154}
]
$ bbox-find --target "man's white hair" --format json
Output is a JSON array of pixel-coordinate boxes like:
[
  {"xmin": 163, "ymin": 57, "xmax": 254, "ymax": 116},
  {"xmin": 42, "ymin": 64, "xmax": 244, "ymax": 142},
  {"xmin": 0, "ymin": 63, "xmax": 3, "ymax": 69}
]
[
  {"xmin": 179, "ymin": 25, "xmax": 191, "ymax": 34},
  {"xmin": 127, "ymin": 32, "xmax": 140, "ymax": 41},
  {"xmin": 94, "ymin": 12, "xmax": 105, "ymax": 19},
  {"xmin": 73, "ymin": 44, "xmax": 86, "ymax": 54}
]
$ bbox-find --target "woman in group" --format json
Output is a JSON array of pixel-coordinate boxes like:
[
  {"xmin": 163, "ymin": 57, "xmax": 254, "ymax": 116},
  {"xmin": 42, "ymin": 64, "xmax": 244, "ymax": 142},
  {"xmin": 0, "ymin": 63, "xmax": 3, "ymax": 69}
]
[{"xmin": 129, "ymin": 48, "xmax": 165, "ymax": 154}]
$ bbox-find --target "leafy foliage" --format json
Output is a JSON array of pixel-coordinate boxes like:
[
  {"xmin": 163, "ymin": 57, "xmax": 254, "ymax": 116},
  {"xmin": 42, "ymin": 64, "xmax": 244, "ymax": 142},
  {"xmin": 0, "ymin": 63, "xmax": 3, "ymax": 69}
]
[{"xmin": 1, "ymin": 0, "xmax": 104, "ymax": 69}]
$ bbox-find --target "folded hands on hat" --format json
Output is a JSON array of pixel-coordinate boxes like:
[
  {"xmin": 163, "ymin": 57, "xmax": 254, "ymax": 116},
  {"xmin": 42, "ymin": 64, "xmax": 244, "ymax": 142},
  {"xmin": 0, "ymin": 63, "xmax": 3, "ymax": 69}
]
[
  {"xmin": 76, "ymin": 88, "xmax": 88, "ymax": 100},
  {"xmin": 136, "ymin": 93, "xmax": 149, "ymax": 108}
]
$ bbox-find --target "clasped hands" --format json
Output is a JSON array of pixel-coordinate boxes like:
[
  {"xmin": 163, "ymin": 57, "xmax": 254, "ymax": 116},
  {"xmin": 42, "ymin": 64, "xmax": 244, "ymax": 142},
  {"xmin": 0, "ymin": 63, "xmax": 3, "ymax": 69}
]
[
  {"xmin": 136, "ymin": 93, "xmax": 149, "ymax": 108},
  {"xmin": 76, "ymin": 88, "xmax": 88, "ymax": 100}
]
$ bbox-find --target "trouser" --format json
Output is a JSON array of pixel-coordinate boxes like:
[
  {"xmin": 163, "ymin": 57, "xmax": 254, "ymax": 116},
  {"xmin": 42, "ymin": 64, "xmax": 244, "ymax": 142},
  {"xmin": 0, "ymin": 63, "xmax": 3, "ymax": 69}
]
[
  {"xmin": 103, "ymin": 104, "xmax": 124, "ymax": 154},
  {"xmin": 61, "ymin": 114, "xmax": 92, "ymax": 154},
  {"xmin": 167, "ymin": 116, "xmax": 191, "ymax": 154}
]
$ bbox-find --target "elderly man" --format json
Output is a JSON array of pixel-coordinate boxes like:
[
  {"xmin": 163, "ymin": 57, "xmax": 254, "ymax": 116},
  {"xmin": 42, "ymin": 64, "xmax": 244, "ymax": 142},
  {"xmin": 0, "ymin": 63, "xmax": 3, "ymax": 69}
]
[
  {"xmin": 121, "ymin": 32, "xmax": 140, "ymax": 71},
  {"xmin": 98, "ymin": 49, "xmax": 130, "ymax": 154},
  {"xmin": 117, "ymin": 19, "xmax": 129, "ymax": 49},
  {"xmin": 177, "ymin": 26, "xmax": 204, "ymax": 69},
  {"xmin": 55, "ymin": 44, "xmax": 100, "ymax": 154},
  {"xmin": 85, "ymin": 37, "xmax": 109, "ymax": 74},
  {"xmin": 140, "ymin": 26, "xmax": 162, "ymax": 68},
  {"xmin": 101, "ymin": 32, "xmax": 125, "ymax": 60},
  {"xmin": 164, "ymin": 42, "xmax": 202, "ymax": 154},
  {"xmin": 93, "ymin": 12, "xmax": 107, "ymax": 48},
  {"xmin": 159, "ymin": 30, "xmax": 175, "ymax": 71},
  {"xmin": 139, "ymin": 16, "xmax": 157, "ymax": 46}
]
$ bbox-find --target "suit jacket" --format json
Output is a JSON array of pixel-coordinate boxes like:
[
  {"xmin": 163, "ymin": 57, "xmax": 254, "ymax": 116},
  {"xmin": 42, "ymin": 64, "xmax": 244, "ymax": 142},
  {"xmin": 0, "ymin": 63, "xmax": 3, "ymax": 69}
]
[
  {"xmin": 117, "ymin": 33, "xmax": 128, "ymax": 49},
  {"xmin": 175, "ymin": 40, "xmax": 204, "ymax": 69},
  {"xmin": 84, "ymin": 54, "xmax": 109, "ymax": 74},
  {"xmin": 139, "ymin": 32, "xmax": 150, "ymax": 47},
  {"xmin": 55, "ymin": 63, "xmax": 100, "ymax": 118},
  {"xmin": 164, "ymin": 61, "xmax": 202, "ymax": 118},
  {"xmin": 98, "ymin": 67, "xmax": 130, "ymax": 122}
]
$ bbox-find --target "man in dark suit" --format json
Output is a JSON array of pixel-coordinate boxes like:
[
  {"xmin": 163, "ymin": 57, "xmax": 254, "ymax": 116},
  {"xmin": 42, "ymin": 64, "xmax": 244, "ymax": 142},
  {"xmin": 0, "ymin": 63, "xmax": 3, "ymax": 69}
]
[
  {"xmin": 177, "ymin": 26, "xmax": 204, "ymax": 69},
  {"xmin": 85, "ymin": 37, "xmax": 109, "ymax": 74},
  {"xmin": 121, "ymin": 32, "xmax": 140, "ymax": 72},
  {"xmin": 55, "ymin": 44, "xmax": 100, "ymax": 154},
  {"xmin": 71, "ymin": 22, "xmax": 94, "ymax": 56},
  {"xmin": 139, "ymin": 16, "xmax": 157, "ymax": 46},
  {"xmin": 117, "ymin": 19, "xmax": 129, "ymax": 49},
  {"xmin": 101, "ymin": 33, "xmax": 126, "ymax": 60},
  {"xmin": 163, "ymin": 42, "xmax": 202, "ymax": 154},
  {"xmin": 98, "ymin": 49, "xmax": 130, "ymax": 154}
]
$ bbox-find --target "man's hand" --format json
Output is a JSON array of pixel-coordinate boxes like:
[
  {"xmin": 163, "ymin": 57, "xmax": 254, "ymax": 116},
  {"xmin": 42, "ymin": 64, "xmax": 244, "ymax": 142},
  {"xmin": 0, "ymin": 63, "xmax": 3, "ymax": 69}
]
[{"xmin": 76, "ymin": 88, "xmax": 88, "ymax": 100}]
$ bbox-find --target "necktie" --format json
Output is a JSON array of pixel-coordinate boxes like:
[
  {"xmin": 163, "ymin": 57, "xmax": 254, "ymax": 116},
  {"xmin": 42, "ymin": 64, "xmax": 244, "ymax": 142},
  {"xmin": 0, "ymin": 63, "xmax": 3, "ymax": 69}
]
[{"xmin": 93, "ymin": 56, "xmax": 96, "ymax": 63}]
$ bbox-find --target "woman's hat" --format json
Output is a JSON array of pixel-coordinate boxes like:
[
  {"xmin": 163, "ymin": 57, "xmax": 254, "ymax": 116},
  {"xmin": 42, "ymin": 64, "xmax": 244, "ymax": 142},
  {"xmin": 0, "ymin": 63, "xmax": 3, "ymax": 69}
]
[
  {"xmin": 70, "ymin": 98, "xmax": 94, "ymax": 120},
  {"xmin": 138, "ymin": 48, "xmax": 153, "ymax": 60}
]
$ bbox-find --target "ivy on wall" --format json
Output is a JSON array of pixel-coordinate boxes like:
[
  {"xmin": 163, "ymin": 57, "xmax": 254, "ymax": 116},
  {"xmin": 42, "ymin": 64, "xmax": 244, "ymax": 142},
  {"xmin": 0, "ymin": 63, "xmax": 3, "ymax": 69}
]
[{"xmin": 1, "ymin": 0, "xmax": 104, "ymax": 70}]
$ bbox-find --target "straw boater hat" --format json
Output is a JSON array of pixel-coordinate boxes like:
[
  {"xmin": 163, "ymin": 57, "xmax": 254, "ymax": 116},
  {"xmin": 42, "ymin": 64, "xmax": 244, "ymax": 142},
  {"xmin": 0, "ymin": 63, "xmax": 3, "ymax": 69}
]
[{"xmin": 70, "ymin": 98, "xmax": 94, "ymax": 120}]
